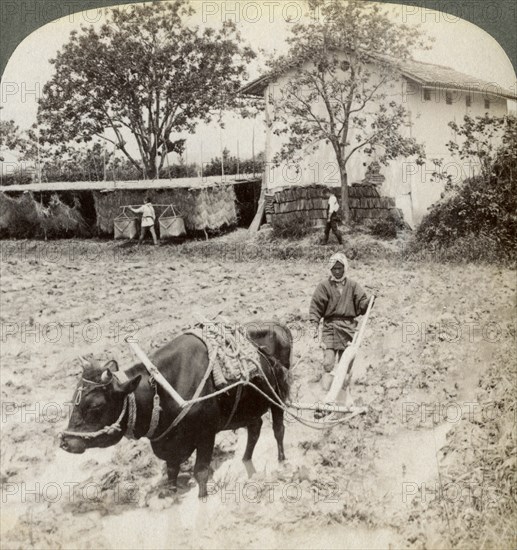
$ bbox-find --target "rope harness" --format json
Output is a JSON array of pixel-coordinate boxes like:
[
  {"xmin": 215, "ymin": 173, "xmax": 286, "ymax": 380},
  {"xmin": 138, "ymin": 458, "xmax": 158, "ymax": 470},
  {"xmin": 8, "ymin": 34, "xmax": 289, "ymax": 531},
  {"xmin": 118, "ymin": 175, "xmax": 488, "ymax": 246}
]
[
  {"xmin": 149, "ymin": 357, "xmax": 214, "ymax": 442},
  {"xmin": 61, "ymin": 377, "xmax": 130, "ymax": 440},
  {"xmin": 145, "ymin": 380, "xmax": 162, "ymax": 439},
  {"xmin": 63, "ymin": 323, "xmax": 366, "ymax": 444},
  {"xmin": 185, "ymin": 326, "xmax": 259, "ymax": 388},
  {"xmin": 61, "ymin": 375, "xmax": 161, "ymax": 442}
]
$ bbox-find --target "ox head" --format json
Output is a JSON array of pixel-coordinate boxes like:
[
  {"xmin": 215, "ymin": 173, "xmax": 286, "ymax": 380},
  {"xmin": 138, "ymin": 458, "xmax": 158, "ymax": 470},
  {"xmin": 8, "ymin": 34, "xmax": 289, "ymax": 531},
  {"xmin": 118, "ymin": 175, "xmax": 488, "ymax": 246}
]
[{"xmin": 60, "ymin": 357, "xmax": 141, "ymax": 454}]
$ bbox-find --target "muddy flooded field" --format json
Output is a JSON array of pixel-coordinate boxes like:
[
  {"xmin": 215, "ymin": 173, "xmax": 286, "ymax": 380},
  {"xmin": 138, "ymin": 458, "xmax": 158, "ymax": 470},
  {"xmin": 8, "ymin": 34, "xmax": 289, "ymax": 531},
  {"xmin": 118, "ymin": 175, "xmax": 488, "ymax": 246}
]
[{"xmin": 1, "ymin": 233, "xmax": 515, "ymax": 549}]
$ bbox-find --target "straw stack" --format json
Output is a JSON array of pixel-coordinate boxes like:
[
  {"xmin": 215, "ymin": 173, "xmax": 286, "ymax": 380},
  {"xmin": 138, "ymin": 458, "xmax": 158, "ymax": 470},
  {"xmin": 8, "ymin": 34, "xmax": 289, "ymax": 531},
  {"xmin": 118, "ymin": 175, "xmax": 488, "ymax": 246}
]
[
  {"xmin": 93, "ymin": 185, "xmax": 238, "ymax": 235},
  {"xmin": 36, "ymin": 195, "xmax": 89, "ymax": 238},
  {"xmin": 0, "ymin": 192, "xmax": 89, "ymax": 238},
  {"xmin": 268, "ymin": 184, "xmax": 403, "ymax": 227},
  {"xmin": 0, "ymin": 192, "xmax": 40, "ymax": 238}
]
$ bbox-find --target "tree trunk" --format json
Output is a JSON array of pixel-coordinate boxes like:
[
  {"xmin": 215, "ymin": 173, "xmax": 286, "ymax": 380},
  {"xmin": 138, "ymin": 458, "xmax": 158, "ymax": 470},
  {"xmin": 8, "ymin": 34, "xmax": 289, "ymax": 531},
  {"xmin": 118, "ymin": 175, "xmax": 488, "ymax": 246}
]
[
  {"xmin": 339, "ymin": 163, "xmax": 350, "ymax": 225},
  {"xmin": 147, "ymin": 153, "xmax": 158, "ymax": 179}
]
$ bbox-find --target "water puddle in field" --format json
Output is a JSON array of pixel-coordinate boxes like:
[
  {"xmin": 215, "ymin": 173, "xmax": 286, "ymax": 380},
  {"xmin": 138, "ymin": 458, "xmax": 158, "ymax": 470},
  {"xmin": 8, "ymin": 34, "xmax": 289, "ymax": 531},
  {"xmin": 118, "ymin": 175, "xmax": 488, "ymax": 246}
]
[
  {"xmin": 373, "ymin": 422, "xmax": 451, "ymax": 512},
  {"xmin": 1, "ymin": 357, "xmax": 450, "ymax": 550},
  {"xmin": 94, "ymin": 423, "xmax": 404, "ymax": 550}
]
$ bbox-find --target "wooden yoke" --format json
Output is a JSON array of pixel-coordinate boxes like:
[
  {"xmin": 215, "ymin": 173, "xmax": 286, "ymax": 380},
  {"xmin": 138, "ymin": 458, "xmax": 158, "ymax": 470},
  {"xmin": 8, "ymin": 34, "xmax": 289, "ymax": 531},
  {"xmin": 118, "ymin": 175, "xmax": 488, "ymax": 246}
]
[
  {"xmin": 324, "ymin": 295, "xmax": 376, "ymax": 405},
  {"xmin": 125, "ymin": 337, "xmax": 187, "ymax": 408}
]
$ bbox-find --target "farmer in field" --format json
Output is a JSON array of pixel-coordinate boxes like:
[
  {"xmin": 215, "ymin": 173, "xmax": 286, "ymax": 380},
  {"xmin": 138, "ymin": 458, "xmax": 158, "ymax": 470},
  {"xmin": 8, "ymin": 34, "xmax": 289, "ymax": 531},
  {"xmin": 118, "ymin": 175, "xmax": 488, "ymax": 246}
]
[
  {"xmin": 309, "ymin": 252, "xmax": 369, "ymax": 390},
  {"xmin": 323, "ymin": 191, "xmax": 343, "ymax": 245},
  {"xmin": 130, "ymin": 197, "xmax": 160, "ymax": 245}
]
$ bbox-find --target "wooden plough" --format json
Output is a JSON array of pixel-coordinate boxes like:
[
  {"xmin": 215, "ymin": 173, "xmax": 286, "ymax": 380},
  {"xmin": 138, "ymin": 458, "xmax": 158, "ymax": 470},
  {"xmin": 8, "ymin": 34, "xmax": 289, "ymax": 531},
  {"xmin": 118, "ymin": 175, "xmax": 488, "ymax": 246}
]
[
  {"xmin": 289, "ymin": 295, "xmax": 375, "ymax": 415},
  {"xmin": 125, "ymin": 298, "xmax": 375, "ymax": 424}
]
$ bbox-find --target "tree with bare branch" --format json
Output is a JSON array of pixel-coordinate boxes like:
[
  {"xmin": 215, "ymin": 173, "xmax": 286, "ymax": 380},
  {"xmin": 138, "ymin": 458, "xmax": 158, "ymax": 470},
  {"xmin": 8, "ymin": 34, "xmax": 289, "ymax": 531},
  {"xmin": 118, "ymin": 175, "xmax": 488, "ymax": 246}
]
[{"xmin": 268, "ymin": 0, "xmax": 428, "ymax": 223}]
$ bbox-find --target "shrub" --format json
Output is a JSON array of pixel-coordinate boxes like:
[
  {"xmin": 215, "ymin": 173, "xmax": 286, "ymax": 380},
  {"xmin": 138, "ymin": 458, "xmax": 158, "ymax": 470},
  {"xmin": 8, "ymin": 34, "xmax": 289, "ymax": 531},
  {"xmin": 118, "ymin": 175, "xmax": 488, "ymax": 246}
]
[
  {"xmin": 270, "ymin": 212, "xmax": 314, "ymax": 239},
  {"xmin": 368, "ymin": 213, "xmax": 405, "ymax": 240},
  {"xmin": 409, "ymin": 140, "xmax": 517, "ymax": 263},
  {"xmin": 0, "ymin": 171, "xmax": 33, "ymax": 186}
]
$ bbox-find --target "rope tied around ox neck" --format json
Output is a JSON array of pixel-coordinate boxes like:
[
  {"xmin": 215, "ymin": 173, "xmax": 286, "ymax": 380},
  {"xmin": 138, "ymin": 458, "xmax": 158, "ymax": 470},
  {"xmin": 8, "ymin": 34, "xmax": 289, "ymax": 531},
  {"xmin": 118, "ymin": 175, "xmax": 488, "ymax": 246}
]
[
  {"xmin": 119, "ymin": 375, "xmax": 161, "ymax": 441},
  {"xmin": 62, "ymin": 375, "xmax": 161, "ymax": 442},
  {"xmin": 61, "ymin": 393, "xmax": 130, "ymax": 440},
  {"xmin": 144, "ymin": 380, "xmax": 162, "ymax": 439}
]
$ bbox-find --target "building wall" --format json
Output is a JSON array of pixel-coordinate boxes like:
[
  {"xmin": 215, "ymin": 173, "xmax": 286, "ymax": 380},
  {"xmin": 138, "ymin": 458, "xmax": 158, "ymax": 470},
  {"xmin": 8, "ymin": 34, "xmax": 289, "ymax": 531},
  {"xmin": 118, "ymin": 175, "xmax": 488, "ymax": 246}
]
[
  {"xmin": 263, "ymin": 62, "xmax": 508, "ymax": 226},
  {"xmin": 400, "ymin": 84, "xmax": 507, "ymax": 223},
  {"xmin": 264, "ymin": 61, "xmax": 400, "ymax": 194}
]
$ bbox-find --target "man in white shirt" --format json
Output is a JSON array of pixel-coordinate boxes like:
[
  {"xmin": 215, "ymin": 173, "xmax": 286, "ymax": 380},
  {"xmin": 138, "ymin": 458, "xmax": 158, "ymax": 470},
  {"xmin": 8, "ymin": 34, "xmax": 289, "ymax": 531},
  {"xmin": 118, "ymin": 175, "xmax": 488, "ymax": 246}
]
[
  {"xmin": 130, "ymin": 197, "xmax": 160, "ymax": 245},
  {"xmin": 323, "ymin": 191, "xmax": 343, "ymax": 245}
]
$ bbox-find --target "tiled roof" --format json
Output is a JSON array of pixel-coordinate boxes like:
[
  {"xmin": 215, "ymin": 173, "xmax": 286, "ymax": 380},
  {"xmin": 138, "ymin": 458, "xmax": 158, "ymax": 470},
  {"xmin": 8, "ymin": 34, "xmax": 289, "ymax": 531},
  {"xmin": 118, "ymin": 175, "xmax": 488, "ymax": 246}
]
[
  {"xmin": 375, "ymin": 54, "xmax": 516, "ymax": 100},
  {"xmin": 240, "ymin": 55, "xmax": 516, "ymax": 100}
]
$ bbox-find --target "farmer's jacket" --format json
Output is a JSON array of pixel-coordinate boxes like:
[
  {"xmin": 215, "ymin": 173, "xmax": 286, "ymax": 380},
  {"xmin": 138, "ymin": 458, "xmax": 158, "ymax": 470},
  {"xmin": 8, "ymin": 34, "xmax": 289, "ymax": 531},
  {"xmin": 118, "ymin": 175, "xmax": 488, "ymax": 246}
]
[
  {"xmin": 132, "ymin": 204, "xmax": 156, "ymax": 227},
  {"xmin": 309, "ymin": 277, "xmax": 369, "ymax": 349}
]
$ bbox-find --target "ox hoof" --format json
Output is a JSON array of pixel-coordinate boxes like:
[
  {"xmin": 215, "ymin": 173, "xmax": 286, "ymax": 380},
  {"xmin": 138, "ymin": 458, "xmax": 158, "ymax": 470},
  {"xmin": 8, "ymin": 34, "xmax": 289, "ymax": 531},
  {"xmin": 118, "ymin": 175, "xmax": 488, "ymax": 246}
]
[
  {"xmin": 148, "ymin": 495, "xmax": 175, "ymax": 511},
  {"xmin": 242, "ymin": 459, "xmax": 256, "ymax": 478},
  {"xmin": 158, "ymin": 485, "xmax": 178, "ymax": 499}
]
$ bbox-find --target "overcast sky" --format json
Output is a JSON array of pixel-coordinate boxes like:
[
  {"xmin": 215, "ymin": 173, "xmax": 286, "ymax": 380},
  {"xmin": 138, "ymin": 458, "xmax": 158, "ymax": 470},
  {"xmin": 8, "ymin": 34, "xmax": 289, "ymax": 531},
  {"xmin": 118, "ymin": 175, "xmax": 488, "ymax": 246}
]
[{"xmin": 1, "ymin": 0, "xmax": 515, "ymax": 165}]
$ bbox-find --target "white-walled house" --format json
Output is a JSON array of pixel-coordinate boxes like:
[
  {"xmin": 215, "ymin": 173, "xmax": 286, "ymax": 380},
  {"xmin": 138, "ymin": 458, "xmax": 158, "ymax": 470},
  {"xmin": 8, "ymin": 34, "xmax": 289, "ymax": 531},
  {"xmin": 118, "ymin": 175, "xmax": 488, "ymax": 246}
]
[{"xmin": 241, "ymin": 55, "xmax": 515, "ymax": 226}]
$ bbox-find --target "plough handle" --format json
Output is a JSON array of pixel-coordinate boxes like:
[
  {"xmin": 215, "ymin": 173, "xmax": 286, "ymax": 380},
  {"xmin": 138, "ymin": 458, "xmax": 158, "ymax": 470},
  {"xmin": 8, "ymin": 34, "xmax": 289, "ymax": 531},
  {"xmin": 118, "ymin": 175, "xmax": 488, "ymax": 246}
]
[
  {"xmin": 323, "ymin": 295, "xmax": 375, "ymax": 404},
  {"xmin": 351, "ymin": 294, "xmax": 376, "ymax": 352}
]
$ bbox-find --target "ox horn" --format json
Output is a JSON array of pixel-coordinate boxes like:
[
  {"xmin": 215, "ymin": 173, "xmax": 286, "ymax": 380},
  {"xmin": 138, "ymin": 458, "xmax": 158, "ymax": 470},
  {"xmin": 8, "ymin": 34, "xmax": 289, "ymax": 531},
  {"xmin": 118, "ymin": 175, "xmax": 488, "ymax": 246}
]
[
  {"xmin": 101, "ymin": 369, "xmax": 113, "ymax": 383},
  {"xmin": 78, "ymin": 356, "xmax": 90, "ymax": 369},
  {"xmin": 102, "ymin": 359, "xmax": 119, "ymax": 373}
]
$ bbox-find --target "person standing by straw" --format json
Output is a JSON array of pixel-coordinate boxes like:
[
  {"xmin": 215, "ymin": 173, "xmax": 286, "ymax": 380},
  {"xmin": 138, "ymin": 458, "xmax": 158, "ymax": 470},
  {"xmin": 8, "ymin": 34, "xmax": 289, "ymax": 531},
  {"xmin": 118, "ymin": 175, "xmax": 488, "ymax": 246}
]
[
  {"xmin": 323, "ymin": 191, "xmax": 343, "ymax": 245},
  {"xmin": 130, "ymin": 197, "xmax": 160, "ymax": 245}
]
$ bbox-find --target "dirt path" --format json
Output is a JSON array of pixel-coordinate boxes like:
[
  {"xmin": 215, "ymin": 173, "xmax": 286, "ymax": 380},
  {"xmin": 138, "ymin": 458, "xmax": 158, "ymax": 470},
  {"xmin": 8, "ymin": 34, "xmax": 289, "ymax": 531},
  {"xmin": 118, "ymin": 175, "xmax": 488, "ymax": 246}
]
[{"xmin": 1, "ymin": 237, "xmax": 515, "ymax": 549}]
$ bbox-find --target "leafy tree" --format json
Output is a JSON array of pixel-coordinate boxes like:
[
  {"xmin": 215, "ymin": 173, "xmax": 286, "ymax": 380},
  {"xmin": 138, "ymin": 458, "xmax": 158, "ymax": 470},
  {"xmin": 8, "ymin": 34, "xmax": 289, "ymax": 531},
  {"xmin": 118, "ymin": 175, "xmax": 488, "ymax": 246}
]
[
  {"xmin": 162, "ymin": 159, "xmax": 198, "ymax": 179},
  {"xmin": 447, "ymin": 114, "xmax": 515, "ymax": 181},
  {"xmin": 0, "ymin": 108, "xmax": 26, "ymax": 160},
  {"xmin": 37, "ymin": 0, "xmax": 255, "ymax": 179},
  {"xmin": 412, "ymin": 115, "xmax": 516, "ymax": 262},
  {"xmin": 203, "ymin": 148, "xmax": 264, "ymax": 176},
  {"xmin": 39, "ymin": 142, "xmax": 112, "ymax": 182},
  {"xmin": 267, "ymin": 0, "xmax": 428, "ymax": 223}
]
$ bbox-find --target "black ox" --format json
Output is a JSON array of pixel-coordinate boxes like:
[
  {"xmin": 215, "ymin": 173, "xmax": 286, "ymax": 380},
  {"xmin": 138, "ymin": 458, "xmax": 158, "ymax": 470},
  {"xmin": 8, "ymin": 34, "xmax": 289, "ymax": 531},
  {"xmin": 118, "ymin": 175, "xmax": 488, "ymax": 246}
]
[{"xmin": 60, "ymin": 322, "xmax": 292, "ymax": 498}]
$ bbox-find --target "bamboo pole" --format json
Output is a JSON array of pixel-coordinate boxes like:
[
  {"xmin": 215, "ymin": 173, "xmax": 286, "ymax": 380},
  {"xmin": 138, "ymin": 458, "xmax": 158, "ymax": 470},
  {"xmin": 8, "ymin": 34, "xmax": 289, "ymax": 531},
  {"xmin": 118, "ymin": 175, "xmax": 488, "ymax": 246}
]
[
  {"xmin": 288, "ymin": 402, "xmax": 365, "ymax": 414},
  {"xmin": 237, "ymin": 140, "xmax": 240, "ymax": 179},
  {"xmin": 200, "ymin": 140, "xmax": 204, "ymax": 179},
  {"xmin": 220, "ymin": 127, "xmax": 225, "ymax": 180},
  {"xmin": 36, "ymin": 129, "xmax": 42, "ymax": 183},
  {"xmin": 252, "ymin": 125, "xmax": 255, "ymax": 179}
]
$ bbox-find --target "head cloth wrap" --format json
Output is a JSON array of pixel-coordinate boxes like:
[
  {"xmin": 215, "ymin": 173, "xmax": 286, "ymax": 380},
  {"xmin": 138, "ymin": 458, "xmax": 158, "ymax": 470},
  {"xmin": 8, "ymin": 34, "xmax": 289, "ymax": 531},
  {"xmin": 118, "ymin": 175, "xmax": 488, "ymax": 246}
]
[{"xmin": 328, "ymin": 252, "xmax": 348, "ymax": 283}]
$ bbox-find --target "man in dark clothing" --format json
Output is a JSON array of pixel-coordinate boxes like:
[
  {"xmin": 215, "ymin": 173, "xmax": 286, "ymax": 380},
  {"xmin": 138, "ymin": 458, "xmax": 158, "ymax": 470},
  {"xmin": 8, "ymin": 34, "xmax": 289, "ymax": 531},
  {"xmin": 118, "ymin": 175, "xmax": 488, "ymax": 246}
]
[
  {"xmin": 309, "ymin": 252, "xmax": 369, "ymax": 389},
  {"xmin": 323, "ymin": 192, "xmax": 343, "ymax": 245}
]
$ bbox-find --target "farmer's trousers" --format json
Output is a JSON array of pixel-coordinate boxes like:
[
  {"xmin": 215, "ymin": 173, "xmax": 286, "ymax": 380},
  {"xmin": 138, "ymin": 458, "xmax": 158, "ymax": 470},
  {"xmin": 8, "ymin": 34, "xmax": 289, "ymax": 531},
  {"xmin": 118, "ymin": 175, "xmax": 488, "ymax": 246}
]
[
  {"xmin": 139, "ymin": 225, "xmax": 159, "ymax": 245},
  {"xmin": 323, "ymin": 216, "xmax": 343, "ymax": 244},
  {"xmin": 323, "ymin": 348, "xmax": 344, "ymax": 373}
]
